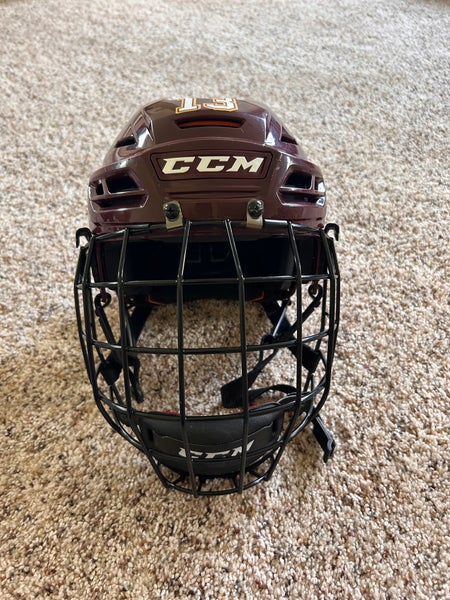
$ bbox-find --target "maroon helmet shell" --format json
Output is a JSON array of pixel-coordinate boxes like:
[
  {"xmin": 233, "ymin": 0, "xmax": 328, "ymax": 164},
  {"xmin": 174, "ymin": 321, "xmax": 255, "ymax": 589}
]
[
  {"xmin": 88, "ymin": 98, "xmax": 326, "ymax": 233},
  {"xmin": 75, "ymin": 97, "xmax": 339, "ymax": 496}
]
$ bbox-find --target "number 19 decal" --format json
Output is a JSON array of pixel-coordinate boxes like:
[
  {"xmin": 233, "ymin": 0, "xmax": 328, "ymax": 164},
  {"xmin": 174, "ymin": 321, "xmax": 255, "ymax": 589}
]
[{"xmin": 175, "ymin": 97, "xmax": 238, "ymax": 114}]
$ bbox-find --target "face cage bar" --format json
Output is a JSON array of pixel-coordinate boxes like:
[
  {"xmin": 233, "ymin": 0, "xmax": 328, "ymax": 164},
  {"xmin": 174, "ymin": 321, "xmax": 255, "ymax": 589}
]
[{"xmin": 74, "ymin": 219, "xmax": 340, "ymax": 496}]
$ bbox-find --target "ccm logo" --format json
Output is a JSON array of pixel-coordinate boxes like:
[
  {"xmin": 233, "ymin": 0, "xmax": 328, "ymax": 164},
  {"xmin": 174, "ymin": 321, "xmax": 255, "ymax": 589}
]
[
  {"xmin": 178, "ymin": 440, "xmax": 255, "ymax": 460},
  {"xmin": 154, "ymin": 153, "xmax": 270, "ymax": 179}
]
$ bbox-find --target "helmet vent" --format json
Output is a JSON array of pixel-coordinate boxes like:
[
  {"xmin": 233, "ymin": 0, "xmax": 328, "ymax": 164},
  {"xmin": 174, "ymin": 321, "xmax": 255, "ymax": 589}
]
[
  {"xmin": 99, "ymin": 195, "xmax": 145, "ymax": 209},
  {"xmin": 284, "ymin": 172, "xmax": 312, "ymax": 190},
  {"xmin": 94, "ymin": 180, "xmax": 104, "ymax": 196},
  {"xmin": 178, "ymin": 118, "xmax": 243, "ymax": 129},
  {"xmin": 280, "ymin": 128, "xmax": 297, "ymax": 145},
  {"xmin": 279, "ymin": 172, "xmax": 321, "ymax": 203},
  {"xmin": 115, "ymin": 134, "xmax": 136, "ymax": 148},
  {"xmin": 106, "ymin": 174, "xmax": 139, "ymax": 194}
]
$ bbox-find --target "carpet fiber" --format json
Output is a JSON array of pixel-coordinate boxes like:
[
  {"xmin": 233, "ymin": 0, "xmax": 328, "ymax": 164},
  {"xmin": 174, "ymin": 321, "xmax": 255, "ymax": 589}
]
[{"xmin": 1, "ymin": 0, "xmax": 449, "ymax": 598}]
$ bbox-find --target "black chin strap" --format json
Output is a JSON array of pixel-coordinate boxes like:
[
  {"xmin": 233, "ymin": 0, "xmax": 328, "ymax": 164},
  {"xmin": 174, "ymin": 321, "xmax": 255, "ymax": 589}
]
[
  {"xmin": 218, "ymin": 297, "xmax": 336, "ymax": 462},
  {"xmin": 220, "ymin": 297, "xmax": 322, "ymax": 409},
  {"xmin": 95, "ymin": 296, "xmax": 153, "ymax": 403},
  {"xmin": 220, "ymin": 346, "xmax": 290, "ymax": 409}
]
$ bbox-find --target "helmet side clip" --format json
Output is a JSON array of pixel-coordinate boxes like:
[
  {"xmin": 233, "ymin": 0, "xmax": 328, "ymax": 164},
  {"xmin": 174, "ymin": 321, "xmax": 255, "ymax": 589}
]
[
  {"xmin": 163, "ymin": 200, "xmax": 184, "ymax": 229},
  {"xmin": 246, "ymin": 199, "xmax": 264, "ymax": 229}
]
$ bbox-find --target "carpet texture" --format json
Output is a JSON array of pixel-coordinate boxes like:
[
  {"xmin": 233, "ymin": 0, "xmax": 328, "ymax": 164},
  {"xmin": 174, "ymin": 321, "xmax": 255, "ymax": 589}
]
[{"xmin": 1, "ymin": 0, "xmax": 449, "ymax": 598}]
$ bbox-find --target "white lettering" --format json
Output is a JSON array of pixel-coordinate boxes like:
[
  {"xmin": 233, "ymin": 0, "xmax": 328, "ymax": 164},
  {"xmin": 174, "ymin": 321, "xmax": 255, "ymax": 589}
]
[
  {"xmin": 175, "ymin": 97, "xmax": 238, "ymax": 113},
  {"xmin": 162, "ymin": 156, "xmax": 195, "ymax": 174},
  {"xmin": 159, "ymin": 155, "xmax": 266, "ymax": 176},
  {"xmin": 227, "ymin": 155, "xmax": 265, "ymax": 173},
  {"xmin": 178, "ymin": 439, "xmax": 255, "ymax": 459},
  {"xmin": 196, "ymin": 155, "xmax": 229, "ymax": 173},
  {"xmin": 175, "ymin": 97, "xmax": 201, "ymax": 114},
  {"xmin": 203, "ymin": 98, "xmax": 238, "ymax": 112}
]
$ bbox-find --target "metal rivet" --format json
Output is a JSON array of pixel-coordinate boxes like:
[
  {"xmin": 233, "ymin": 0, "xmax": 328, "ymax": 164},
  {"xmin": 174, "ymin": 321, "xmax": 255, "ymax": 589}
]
[
  {"xmin": 247, "ymin": 199, "xmax": 264, "ymax": 219},
  {"xmin": 163, "ymin": 202, "xmax": 181, "ymax": 221}
]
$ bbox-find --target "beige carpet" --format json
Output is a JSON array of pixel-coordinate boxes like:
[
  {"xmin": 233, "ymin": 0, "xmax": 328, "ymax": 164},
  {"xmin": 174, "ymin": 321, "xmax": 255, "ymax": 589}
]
[{"xmin": 1, "ymin": 0, "xmax": 449, "ymax": 597}]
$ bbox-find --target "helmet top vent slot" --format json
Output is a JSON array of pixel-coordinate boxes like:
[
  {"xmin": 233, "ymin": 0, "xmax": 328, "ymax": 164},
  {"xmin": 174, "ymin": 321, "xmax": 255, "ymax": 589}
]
[{"xmin": 177, "ymin": 118, "xmax": 243, "ymax": 129}]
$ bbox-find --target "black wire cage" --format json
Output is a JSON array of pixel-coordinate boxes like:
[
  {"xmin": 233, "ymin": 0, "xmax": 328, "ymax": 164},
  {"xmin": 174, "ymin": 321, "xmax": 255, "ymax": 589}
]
[{"xmin": 74, "ymin": 219, "xmax": 340, "ymax": 496}]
